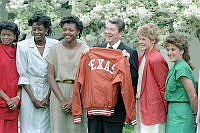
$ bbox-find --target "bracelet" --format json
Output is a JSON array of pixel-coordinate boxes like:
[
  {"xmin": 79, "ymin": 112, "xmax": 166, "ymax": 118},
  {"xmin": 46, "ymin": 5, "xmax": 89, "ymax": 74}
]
[{"xmin": 16, "ymin": 95, "xmax": 20, "ymax": 100}]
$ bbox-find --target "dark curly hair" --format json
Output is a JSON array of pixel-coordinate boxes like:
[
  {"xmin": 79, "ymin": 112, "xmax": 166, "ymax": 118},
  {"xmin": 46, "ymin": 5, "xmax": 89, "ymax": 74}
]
[
  {"xmin": 60, "ymin": 15, "xmax": 83, "ymax": 38},
  {"xmin": 164, "ymin": 33, "xmax": 195, "ymax": 70},
  {"xmin": 0, "ymin": 20, "xmax": 20, "ymax": 42},
  {"xmin": 28, "ymin": 11, "xmax": 52, "ymax": 36}
]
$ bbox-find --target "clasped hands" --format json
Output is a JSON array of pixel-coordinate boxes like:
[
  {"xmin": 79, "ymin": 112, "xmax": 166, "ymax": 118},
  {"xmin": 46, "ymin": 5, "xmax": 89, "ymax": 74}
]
[
  {"xmin": 31, "ymin": 96, "xmax": 50, "ymax": 109},
  {"xmin": 61, "ymin": 100, "xmax": 72, "ymax": 113},
  {"xmin": 6, "ymin": 96, "xmax": 19, "ymax": 111}
]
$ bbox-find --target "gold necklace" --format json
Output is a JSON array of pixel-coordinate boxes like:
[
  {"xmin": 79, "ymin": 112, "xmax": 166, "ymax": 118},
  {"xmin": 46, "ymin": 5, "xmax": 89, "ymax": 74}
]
[{"xmin": 35, "ymin": 43, "xmax": 45, "ymax": 48}]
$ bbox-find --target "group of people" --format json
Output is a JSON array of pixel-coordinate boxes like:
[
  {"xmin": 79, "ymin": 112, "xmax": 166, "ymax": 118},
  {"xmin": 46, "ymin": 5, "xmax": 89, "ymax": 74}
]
[{"xmin": 0, "ymin": 11, "xmax": 198, "ymax": 133}]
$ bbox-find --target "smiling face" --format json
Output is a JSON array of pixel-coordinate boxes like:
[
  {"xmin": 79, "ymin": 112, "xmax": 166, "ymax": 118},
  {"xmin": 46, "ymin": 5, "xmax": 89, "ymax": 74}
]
[
  {"xmin": 62, "ymin": 23, "xmax": 79, "ymax": 43},
  {"xmin": 166, "ymin": 44, "xmax": 183, "ymax": 64},
  {"xmin": 104, "ymin": 22, "xmax": 123, "ymax": 46},
  {"xmin": 0, "ymin": 29, "xmax": 16, "ymax": 46},
  {"xmin": 138, "ymin": 36, "xmax": 155, "ymax": 55},
  {"xmin": 31, "ymin": 23, "xmax": 48, "ymax": 42}
]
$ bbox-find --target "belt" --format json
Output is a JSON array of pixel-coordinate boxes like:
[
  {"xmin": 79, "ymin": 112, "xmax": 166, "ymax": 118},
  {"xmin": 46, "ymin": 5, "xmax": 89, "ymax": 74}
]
[
  {"xmin": 57, "ymin": 80, "xmax": 74, "ymax": 84},
  {"xmin": 30, "ymin": 77, "xmax": 47, "ymax": 84},
  {"xmin": 169, "ymin": 101, "xmax": 189, "ymax": 103}
]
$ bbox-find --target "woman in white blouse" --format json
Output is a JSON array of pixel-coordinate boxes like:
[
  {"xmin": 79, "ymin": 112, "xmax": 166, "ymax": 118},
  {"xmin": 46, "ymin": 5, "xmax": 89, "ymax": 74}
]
[{"xmin": 16, "ymin": 12, "xmax": 59, "ymax": 133}]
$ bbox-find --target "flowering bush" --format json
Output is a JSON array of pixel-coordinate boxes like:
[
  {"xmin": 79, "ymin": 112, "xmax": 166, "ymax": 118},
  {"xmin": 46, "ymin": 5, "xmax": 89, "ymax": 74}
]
[
  {"xmin": 6, "ymin": 0, "xmax": 65, "ymax": 37},
  {"xmin": 69, "ymin": 0, "xmax": 200, "ymax": 47},
  {"xmin": 6, "ymin": 0, "xmax": 200, "ymax": 47}
]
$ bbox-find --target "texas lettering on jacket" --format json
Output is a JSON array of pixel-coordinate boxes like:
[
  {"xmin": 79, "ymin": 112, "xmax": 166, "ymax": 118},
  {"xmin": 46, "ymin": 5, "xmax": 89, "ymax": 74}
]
[
  {"xmin": 88, "ymin": 59, "xmax": 115, "ymax": 74},
  {"xmin": 72, "ymin": 47, "xmax": 137, "ymax": 126}
]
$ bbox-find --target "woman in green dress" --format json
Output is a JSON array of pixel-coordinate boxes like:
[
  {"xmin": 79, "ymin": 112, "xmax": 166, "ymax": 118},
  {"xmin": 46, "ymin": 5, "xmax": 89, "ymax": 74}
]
[{"xmin": 164, "ymin": 33, "xmax": 197, "ymax": 133}]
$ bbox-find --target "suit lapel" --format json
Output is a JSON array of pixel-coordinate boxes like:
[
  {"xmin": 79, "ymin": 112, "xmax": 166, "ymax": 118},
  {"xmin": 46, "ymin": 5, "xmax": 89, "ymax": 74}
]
[
  {"xmin": 102, "ymin": 43, "xmax": 107, "ymax": 48},
  {"xmin": 117, "ymin": 42, "xmax": 124, "ymax": 50}
]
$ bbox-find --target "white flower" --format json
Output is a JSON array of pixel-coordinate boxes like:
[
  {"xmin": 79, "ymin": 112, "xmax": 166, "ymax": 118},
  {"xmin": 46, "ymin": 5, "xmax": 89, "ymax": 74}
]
[
  {"xmin": 136, "ymin": 7, "xmax": 153, "ymax": 19},
  {"xmin": 126, "ymin": 6, "xmax": 137, "ymax": 17},
  {"xmin": 128, "ymin": 0, "xmax": 135, "ymax": 5},
  {"xmin": 80, "ymin": 15, "xmax": 91, "ymax": 27},
  {"xmin": 6, "ymin": 0, "xmax": 200, "ymax": 47},
  {"xmin": 179, "ymin": 0, "xmax": 193, "ymax": 6},
  {"xmin": 124, "ymin": 18, "xmax": 132, "ymax": 25},
  {"xmin": 168, "ymin": 6, "xmax": 178, "ymax": 14},
  {"xmin": 157, "ymin": 0, "xmax": 177, "ymax": 6}
]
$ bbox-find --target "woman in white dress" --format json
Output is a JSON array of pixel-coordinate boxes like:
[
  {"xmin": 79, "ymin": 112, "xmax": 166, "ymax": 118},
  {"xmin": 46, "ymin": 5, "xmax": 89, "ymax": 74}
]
[{"xmin": 16, "ymin": 12, "xmax": 59, "ymax": 133}]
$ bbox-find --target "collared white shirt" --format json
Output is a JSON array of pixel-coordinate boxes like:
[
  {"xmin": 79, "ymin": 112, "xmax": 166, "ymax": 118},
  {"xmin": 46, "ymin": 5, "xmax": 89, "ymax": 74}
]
[
  {"xmin": 16, "ymin": 37, "xmax": 59, "ymax": 85},
  {"xmin": 106, "ymin": 40, "xmax": 121, "ymax": 49},
  {"xmin": 16, "ymin": 37, "xmax": 59, "ymax": 133}
]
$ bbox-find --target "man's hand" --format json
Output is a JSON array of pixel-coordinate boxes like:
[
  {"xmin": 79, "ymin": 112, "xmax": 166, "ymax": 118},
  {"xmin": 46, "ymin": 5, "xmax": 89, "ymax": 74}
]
[{"xmin": 122, "ymin": 50, "xmax": 130, "ymax": 61}]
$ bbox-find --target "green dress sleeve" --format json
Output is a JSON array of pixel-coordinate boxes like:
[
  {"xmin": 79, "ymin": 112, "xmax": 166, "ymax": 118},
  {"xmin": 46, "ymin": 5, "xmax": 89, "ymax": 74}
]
[{"xmin": 175, "ymin": 62, "xmax": 193, "ymax": 81}]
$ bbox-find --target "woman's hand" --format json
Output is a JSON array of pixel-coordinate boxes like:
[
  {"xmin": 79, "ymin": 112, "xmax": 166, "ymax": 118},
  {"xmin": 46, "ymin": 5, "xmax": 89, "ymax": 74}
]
[
  {"xmin": 61, "ymin": 100, "xmax": 72, "ymax": 113},
  {"xmin": 41, "ymin": 96, "xmax": 50, "ymax": 108},
  {"xmin": 7, "ymin": 97, "xmax": 19, "ymax": 111},
  {"xmin": 31, "ymin": 97, "xmax": 46, "ymax": 109},
  {"xmin": 122, "ymin": 50, "xmax": 130, "ymax": 61},
  {"xmin": 65, "ymin": 101, "xmax": 72, "ymax": 113},
  {"xmin": 82, "ymin": 48, "xmax": 90, "ymax": 55}
]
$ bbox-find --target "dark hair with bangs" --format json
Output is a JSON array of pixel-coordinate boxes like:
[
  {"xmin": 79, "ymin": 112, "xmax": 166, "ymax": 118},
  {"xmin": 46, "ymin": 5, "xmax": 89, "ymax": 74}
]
[
  {"xmin": 164, "ymin": 33, "xmax": 195, "ymax": 70},
  {"xmin": 0, "ymin": 20, "xmax": 20, "ymax": 42},
  {"xmin": 28, "ymin": 11, "xmax": 52, "ymax": 36},
  {"xmin": 60, "ymin": 15, "xmax": 83, "ymax": 38}
]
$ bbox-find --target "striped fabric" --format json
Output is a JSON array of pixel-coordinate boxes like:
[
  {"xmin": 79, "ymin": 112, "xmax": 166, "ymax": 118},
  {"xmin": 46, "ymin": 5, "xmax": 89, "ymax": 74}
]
[
  {"xmin": 74, "ymin": 118, "xmax": 81, "ymax": 124},
  {"xmin": 73, "ymin": 109, "xmax": 114, "ymax": 124},
  {"xmin": 131, "ymin": 119, "xmax": 137, "ymax": 126},
  {"xmin": 88, "ymin": 109, "xmax": 114, "ymax": 116}
]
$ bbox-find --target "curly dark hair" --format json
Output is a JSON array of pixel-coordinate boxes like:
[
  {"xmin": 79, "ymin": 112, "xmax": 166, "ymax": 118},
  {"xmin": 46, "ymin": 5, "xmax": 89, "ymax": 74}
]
[
  {"xmin": 60, "ymin": 15, "xmax": 83, "ymax": 38},
  {"xmin": 0, "ymin": 20, "xmax": 20, "ymax": 42},
  {"xmin": 28, "ymin": 11, "xmax": 52, "ymax": 36}
]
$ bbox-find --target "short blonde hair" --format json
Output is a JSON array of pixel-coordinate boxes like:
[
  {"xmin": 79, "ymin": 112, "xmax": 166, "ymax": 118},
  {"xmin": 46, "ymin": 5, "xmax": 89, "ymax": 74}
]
[{"xmin": 137, "ymin": 23, "xmax": 160, "ymax": 44}]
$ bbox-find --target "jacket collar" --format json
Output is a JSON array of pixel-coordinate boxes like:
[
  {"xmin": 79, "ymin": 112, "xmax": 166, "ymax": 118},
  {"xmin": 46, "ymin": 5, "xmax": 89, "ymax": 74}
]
[
  {"xmin": 28, "ymin": 37, "xmax": 51, "ymax": 58},
  {"xmin": 117, "ymin": 42, "xmax": 125, "ymax": 50},
  {"xmin": 139, "ymin": 47, "xmax": 157, "ymax": 96},
  {"xmin": 106, "ymin": 40, "xmax": 121, "ymax": 49},
  {"xmin": 28, "ymin": 37, "xmax": 51, "ymax": 48},
  {"xmin": 139, "ymin": 47, "xmax": 157, "ymax": 66},
  {"xmin": 103, "ymin": 40, "xmax": 123, "ymax": 49}
]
